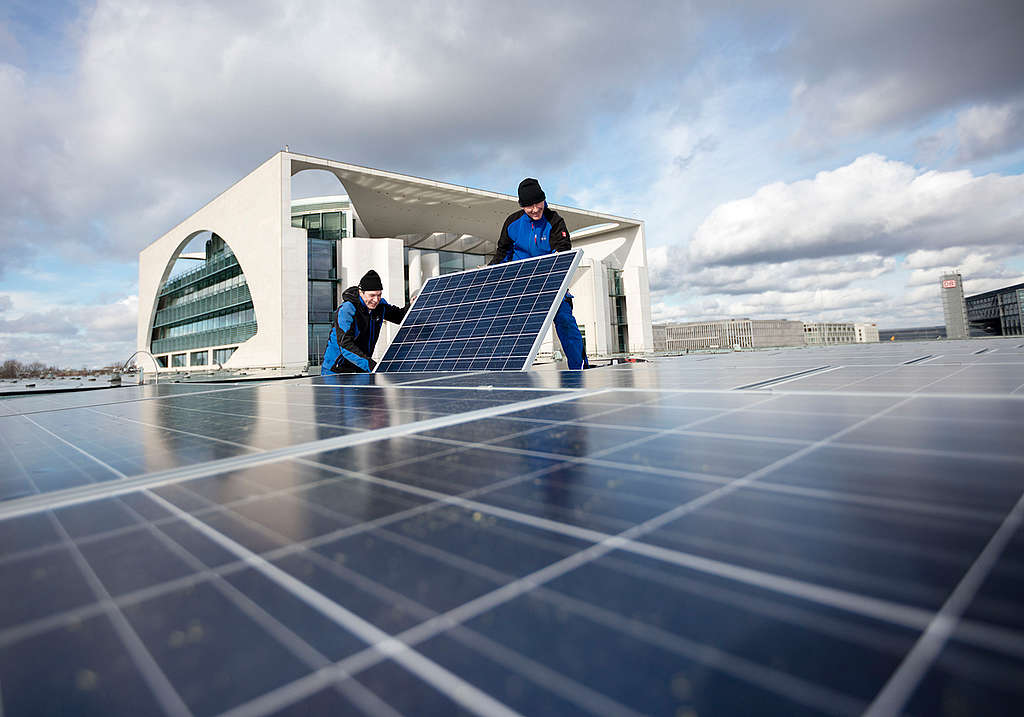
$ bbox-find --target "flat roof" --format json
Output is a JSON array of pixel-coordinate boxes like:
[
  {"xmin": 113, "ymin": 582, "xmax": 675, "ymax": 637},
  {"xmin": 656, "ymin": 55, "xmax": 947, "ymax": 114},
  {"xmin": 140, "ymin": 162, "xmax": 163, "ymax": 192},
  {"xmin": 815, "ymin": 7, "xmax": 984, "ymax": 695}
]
[{"xmin": 1, "ymin": 337, "xmax": 1021, "ymax": 715}]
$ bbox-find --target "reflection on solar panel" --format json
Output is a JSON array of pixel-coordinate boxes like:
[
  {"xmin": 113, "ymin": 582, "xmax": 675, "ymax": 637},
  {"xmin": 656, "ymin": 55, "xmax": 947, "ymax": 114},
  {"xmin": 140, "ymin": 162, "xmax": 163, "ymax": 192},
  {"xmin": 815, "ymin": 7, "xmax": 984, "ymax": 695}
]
[
  {"xmin": 1, "ymin": 339, "xmax": 1023, "ymax": 716},
  {"xmin": 375, "ymin": 250, "xmax": 582, "ymax": 373}
]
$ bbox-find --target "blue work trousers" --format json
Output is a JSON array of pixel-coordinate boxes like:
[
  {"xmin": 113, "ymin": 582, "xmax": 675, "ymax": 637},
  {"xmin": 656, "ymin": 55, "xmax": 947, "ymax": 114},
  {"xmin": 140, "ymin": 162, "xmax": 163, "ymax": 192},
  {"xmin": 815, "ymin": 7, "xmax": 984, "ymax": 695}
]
[{"xmin": 553, "ymin": 298, "xmax": 589, "ymax": 370}]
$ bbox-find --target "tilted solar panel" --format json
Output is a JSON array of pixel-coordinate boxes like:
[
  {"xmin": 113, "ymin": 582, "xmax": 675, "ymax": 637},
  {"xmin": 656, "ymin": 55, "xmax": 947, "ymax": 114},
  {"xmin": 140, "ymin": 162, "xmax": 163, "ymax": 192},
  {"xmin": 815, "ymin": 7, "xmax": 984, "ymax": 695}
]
[{"xmin": 375, "ymin": 249, "xmax": 582, "ymax": 373}]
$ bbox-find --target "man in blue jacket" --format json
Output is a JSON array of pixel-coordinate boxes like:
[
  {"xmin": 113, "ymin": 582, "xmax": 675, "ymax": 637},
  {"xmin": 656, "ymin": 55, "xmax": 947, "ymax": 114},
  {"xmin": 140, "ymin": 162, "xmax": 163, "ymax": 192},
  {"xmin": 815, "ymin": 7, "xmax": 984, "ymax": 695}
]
[
  {"xmin": 490, "ymin": 178, "xmax": 589, "ymax": 369},
  {"xmin": 321, "ymin": 270, "xmax": 409, "ymax": 374}
]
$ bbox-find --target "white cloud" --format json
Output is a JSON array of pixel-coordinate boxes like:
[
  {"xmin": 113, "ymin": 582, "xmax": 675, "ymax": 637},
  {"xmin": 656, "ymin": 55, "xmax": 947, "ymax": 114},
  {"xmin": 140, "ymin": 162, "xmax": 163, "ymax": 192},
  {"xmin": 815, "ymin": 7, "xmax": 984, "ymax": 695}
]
[
  {"xmin": 905, "ymin": 250, "xmax": 1023, "ymax": 288},
  {"xmin": 956, "ymin": 101, "xmax": 1024, "ymax": 162},
  {"xmin": 772, "ymin": 1, "xmax": 1024, "ymax": 144},
  {"xmin": 665, "ymin": 255, "xmax": 897, "ymax": 296},
  {"xmin": 687, "ymin": 154, "xmax": 1024, "ymax": 267},
  {"xmin": 0, "ymin": 292, "xmax": 137, "ymax": 367},
  {"xmin": 0, "ymin": 0, "xmax": 705, "ymax": 276}
]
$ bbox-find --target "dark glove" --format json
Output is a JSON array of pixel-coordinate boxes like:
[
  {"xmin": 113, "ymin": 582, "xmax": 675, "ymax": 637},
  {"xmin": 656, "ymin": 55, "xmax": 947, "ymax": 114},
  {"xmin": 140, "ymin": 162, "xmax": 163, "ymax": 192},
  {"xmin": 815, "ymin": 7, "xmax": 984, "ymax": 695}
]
[{"xmin": 367, "ymin": 358, "xmax": 377, "ymax": 373}]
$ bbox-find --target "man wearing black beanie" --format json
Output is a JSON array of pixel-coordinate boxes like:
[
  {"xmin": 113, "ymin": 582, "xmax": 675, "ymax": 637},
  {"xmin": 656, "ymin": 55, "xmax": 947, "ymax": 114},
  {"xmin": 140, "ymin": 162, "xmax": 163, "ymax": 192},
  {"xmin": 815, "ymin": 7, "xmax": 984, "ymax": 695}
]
[
  {"xmin": 320, "ymin": 269, "xmax": 410, "ymax": 374},
  {"xmin": 489, "ymin": 178, "xmax": 590, "ymax": 369}
]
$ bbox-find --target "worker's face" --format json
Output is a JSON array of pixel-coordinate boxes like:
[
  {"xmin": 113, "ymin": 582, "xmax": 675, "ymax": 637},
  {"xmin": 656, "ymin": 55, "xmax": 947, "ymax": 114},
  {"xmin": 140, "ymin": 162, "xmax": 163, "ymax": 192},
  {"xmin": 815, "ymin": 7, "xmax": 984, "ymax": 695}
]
[
  {"xmin": 522, "ymin": 200, "xmax": 545, "ymax": 221},
  {"xmin": 360, "ymin": 290, "xmax": 382, "ymax": 310}
]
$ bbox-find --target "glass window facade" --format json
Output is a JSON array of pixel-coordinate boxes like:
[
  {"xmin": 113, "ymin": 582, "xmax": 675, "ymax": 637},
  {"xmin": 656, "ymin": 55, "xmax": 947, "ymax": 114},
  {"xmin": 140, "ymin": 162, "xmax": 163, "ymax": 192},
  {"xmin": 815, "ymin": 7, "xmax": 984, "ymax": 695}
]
[
  {"xmin": 292, "ymin": 205, "xmax": 348, "ymax": 365},
  {"xmin": 212, "ymin": 347, "xmax": 236, "ymax": 364},
  {"xmin": 608, "ymin": 269, "xmax": 629, "ymax": 354},
  {"xmin": 171, "ymin": 353, "xmax": 186, "ymax": 367},
  {"xmin": 150, "ymin": 233, "xmax": 257, "ymax": 357},
  {"xmin": 966, "ymin": 282, "xmax": 1024, "ymax": 337},
  {"xmin": 190, "ymin": 350, "xmax": 208, "ymax": 366}
]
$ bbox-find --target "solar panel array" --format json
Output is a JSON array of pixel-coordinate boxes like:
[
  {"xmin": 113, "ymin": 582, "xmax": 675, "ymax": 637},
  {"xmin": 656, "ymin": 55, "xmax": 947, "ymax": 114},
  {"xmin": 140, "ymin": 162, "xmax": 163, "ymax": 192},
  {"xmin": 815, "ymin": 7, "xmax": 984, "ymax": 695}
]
[
  {"xmin": 375, "ymin": 250, "xmax": 581, "ymax": 373},
  {"xmin": 1, "ymin": 338, "xmax": 1023, "ymax": 716}
]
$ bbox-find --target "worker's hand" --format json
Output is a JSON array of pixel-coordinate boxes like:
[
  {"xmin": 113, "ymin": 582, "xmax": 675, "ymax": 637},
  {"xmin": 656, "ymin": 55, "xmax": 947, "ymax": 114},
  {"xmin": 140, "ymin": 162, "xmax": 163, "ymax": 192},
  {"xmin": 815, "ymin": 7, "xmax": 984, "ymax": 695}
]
[{"xmin": 409, "ymin": 288, "xmax": 421, "ymax": 303}]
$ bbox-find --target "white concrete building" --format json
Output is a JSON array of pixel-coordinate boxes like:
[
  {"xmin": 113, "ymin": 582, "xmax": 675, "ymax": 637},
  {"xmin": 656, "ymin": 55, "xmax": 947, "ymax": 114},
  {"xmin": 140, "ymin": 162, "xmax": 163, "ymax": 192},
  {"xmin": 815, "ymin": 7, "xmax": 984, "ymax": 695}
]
[
  {"xmin": 854, "ymin": 323, "xmax": 880, "ymax": 343},
  {"xmin": 803, "ymin": 322, "xmax": 858, "ymax": 345},
  {"xmin": 138, "ymin": 151, "xmax": 653, "ymax": 371},
  {"xmin": 654, "ymin": 319, "xmax": 805, "ymax": 351}
]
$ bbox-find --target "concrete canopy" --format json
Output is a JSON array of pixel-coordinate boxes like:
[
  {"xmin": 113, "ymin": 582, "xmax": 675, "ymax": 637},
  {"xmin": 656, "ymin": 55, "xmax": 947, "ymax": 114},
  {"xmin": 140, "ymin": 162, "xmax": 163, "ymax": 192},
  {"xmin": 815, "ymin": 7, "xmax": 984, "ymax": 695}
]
[{"xmin": 288, "ymin": 152, "xmax": 639, "ymax": 242}]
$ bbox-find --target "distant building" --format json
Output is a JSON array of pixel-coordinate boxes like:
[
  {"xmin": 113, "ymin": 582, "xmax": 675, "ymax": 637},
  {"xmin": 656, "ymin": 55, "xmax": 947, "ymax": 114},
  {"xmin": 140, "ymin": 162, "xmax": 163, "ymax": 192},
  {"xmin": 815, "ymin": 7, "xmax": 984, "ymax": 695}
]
[
  {"xmin": 878, "ymin": 326, "xmax": 946, "ymax": 342},
  {"xmin": 652, "ymin": 324, "xmax": 667, "ymax": 352},
  {"xmin": 940, "ymin": 272, "xmax": 969, "ymax": 339},
  {"xmin": 654, "ymin": 318, "xmax": 804, "ymax": 351},
  {"xmin": 803, "ymin": 322, "xmax": 857, "ymax": 345},
  {"xmin": 854, "ymin": 323, "xmax": 880, "ymax": 343},
  {"xmin": 965, "ymin": 280, "xmax": 1024, "ymax": 337}
]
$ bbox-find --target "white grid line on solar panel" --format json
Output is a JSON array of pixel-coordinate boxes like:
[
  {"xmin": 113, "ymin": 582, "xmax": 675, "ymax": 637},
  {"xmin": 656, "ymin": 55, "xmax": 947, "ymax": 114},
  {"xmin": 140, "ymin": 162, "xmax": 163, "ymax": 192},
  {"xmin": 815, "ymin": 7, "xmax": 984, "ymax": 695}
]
[
  {"xmin": 147, "ymin": 473, "xmax": 649, "ymax": 717},
  {"xmin": 19, "ymin": 405, "xmax": 917, "ymax": 717},
  {"xmin": 197, "ymin": 390, "xmax": 983, "ymax": 716},
  {"xmin": 392, "ymin": 256, "xmax": 571, "ymax": 320},
  {"xmin": 4, "ymin": 394, "xmax": 1016, "ymax": 577},
  {"xmin": 0, "ymin": 388, "xmax": 614, "ymax": 521},
  {"xmin": 5, "ymin": 384, "xmax": 1023, "ymax": 525},
  {"xmin": 4, "ymin": 401, "xmax": 1019, "ymax": 676},
  {"xmin": 862, "ymin": 489, "xmax": 1024, "ymax": 717},
  {"xmin": 378, "ymin": 253, "xmax": 577, "ymax": 373},
  {"xmin": 139, "ymin": 491, "xmax": 527, "ymax": 717}
]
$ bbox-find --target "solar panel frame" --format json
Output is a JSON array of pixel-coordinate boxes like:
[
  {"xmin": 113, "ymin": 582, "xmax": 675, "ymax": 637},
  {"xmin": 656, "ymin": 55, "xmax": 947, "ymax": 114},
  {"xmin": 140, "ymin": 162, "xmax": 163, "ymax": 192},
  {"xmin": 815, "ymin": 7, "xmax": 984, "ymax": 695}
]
[{"xmin": 374, "ymin": 249, "xmax": 583, "ymax": 373}]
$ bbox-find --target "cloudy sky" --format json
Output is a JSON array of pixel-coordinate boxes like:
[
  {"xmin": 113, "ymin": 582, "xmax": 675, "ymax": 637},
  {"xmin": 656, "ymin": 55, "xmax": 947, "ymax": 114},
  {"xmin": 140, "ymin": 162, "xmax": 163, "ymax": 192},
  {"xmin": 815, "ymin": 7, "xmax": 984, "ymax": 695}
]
[{"xmin": 2, "ymin": 0, "xmax": 1023, "ymax": 367}]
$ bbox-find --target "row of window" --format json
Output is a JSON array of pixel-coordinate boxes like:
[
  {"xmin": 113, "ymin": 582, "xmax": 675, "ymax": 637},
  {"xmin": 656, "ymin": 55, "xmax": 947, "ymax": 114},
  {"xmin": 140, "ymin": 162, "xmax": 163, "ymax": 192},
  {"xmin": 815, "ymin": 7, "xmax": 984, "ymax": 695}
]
[
  {"xmin": 160, "ymin": 247, "xmax": 237, "ymax": 295},
  {"xmin": 152, "ymin": 307, "xmax": 255, "ymax": 340},
  {"xmin": 292, "ymin": 211, "xmax": 347, "ymax": 241},
  {"xmin": 308, "ymin": 239, "xmax": 338, "ymax": 280},
  {"xmin": 437, "ymin": 250, "xmax": 486, "ymax": 275},
  {"xmin": 156, "ymin": 347, "xmax": 236, "ymax": 368},
  {"xmin": 158, "ymin": 271, "xmax": 246, "ymax": 310}
]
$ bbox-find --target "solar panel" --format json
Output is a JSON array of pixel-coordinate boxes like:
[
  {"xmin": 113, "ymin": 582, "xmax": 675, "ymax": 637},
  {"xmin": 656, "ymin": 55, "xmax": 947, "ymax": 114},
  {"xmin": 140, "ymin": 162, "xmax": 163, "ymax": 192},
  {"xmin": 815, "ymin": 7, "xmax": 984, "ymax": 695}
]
[
  {"xmin": 1, "ymin": 339, "xmax": 1022, "ymax": 716},
  {"xmin": 375, "ymin": 250, "xmax": 582, "ymax": 373}
]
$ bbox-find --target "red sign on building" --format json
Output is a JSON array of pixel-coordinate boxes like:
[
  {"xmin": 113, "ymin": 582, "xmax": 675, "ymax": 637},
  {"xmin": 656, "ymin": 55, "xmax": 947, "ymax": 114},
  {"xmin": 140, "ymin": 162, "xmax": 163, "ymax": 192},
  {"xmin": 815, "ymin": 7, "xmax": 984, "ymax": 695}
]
[{"xmin": 942, "ymin": 279, "xmax": 957, "ymax": 288}]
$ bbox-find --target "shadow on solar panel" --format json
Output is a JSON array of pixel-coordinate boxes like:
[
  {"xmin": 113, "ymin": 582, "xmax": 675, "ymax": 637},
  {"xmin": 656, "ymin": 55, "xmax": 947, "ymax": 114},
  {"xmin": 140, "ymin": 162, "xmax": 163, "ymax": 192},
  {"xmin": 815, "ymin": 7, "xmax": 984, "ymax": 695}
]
[{"xmin": 375, "ymin": 250, "xmax": 582, "ymax": 373}]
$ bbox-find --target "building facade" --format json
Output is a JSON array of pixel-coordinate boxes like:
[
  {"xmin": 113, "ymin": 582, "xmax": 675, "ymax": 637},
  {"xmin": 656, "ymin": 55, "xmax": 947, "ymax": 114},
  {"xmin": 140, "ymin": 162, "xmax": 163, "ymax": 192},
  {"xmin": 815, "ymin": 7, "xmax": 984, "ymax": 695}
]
[
  {"xmin": 803, "ymin": 322, "xmax": 858, "ymax": 345},
  {"xmin": 138, "ymin": 152, "xmax": 654, "ymax": 371},
  {"xmin": 654, "ymin": 319, "xmax": 804, "ymax": 352},
  {"xmin": 854, "ymin": 323, "xmax": 880, "ymax": 343},
  {"xmin": 965, "ymin": 281, "xmax": 1024, "ymax": 337},
  {"xmin": 878, "ymin": 326, "xmax": 946, "ymax": 341},
  {"xmin": 148, "ymin": 233, "xmax": 256, "ymax": 368}
]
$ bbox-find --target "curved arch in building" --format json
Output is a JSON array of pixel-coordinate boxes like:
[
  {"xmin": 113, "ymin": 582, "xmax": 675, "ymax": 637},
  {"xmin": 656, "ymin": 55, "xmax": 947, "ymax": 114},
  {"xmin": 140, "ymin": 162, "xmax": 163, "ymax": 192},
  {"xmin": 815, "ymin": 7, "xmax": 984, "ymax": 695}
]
[{"xmin": 143, "ymin": 229, "xmax": 258, "ymax": 369}]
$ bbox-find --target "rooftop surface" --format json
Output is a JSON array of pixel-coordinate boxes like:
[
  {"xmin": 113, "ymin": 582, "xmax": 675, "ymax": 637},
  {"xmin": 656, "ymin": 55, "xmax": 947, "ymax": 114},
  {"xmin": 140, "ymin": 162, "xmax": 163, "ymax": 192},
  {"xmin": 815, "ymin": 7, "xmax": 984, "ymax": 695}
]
[{"xmin": 1, "ymin": 338, "xmax": 1022, "ymax": 715}]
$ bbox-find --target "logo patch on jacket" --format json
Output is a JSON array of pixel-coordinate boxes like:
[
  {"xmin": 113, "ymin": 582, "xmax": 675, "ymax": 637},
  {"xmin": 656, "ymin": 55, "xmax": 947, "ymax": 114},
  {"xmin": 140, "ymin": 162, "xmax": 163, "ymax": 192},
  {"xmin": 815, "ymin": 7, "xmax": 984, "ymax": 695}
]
[{"xmin": 562, "ymin": 231, "xmax": 567, "ymax": 237}]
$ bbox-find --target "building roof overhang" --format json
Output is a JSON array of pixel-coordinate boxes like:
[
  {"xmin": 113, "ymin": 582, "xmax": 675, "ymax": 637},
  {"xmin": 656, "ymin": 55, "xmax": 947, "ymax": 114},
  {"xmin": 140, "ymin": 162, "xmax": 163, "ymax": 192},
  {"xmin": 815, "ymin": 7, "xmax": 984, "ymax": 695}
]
[{"xmin": 288, "ymin": 152, "xmax": 640, "ymax": 241}]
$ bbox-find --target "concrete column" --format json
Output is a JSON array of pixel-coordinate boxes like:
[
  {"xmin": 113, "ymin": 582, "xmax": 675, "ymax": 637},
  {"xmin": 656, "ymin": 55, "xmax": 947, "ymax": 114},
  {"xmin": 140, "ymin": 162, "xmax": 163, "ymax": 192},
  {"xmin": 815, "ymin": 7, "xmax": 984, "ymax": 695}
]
[
  {"xmin": 407, "ymin": 248, "xmax": 424, "ymax": 293},
  {"xmin": 622, "ymin": 224, "xmax": 653, "ymax": 353},
  {"xmin": 420, "ymin": 251, "xmax": 440, "ymax": 281}
]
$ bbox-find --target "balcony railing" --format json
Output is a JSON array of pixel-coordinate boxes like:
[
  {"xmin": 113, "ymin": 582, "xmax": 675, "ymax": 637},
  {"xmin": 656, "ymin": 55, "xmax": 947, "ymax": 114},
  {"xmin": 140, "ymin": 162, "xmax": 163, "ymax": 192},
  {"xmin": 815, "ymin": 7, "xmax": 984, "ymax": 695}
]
[
  {"xmin": 151, "ymin": 321, "xmax": 257, "ymax": 354},
  {"xmin": 160, "ymin": 252, "xmax": 240, "ymax": 296},
  {"xmin": 152, "ymin": 285, "xmax": 253, "ymax": 328}
]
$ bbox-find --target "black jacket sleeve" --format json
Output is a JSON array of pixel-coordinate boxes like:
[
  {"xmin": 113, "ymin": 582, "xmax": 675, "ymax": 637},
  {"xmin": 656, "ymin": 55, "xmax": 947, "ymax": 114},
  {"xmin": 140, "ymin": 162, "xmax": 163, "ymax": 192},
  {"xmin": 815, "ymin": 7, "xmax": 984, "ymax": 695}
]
[
  {"xmin": 382, "ymin": 299, "xmax": 409, "ymax": 325},
  {"xmin": 548, "ymin": 211, "xmax": 572, "ymax": 253},
  {"xmin": 488, "ymin": 212, "xmax": 520, "ymax": 265}
]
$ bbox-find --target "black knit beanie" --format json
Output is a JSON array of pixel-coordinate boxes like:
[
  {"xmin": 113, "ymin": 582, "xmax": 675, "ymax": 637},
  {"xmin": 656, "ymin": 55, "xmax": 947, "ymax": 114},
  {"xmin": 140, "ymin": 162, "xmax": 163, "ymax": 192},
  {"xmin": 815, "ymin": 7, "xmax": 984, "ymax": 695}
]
[
  {"xmin": 359, "ymin": 269, "xmax": 383, "ymax": 291},
  {"xmin": 517, "ymin": 178, "xmax": 546, "ymax": 207}
]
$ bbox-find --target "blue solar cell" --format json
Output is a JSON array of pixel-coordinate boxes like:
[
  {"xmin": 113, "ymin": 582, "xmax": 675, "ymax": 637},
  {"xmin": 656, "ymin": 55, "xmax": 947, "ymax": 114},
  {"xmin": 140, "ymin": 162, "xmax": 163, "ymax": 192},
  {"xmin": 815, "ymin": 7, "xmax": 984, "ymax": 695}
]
[{"xmin": 375, "ymin": 251, "xmax": 582, "ymax": 373}]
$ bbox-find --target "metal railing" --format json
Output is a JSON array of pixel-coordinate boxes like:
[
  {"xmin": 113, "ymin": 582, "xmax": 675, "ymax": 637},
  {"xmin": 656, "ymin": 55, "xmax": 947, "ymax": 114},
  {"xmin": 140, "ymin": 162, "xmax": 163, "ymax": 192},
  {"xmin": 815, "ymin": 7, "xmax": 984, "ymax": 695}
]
[{"xmin": 120, "ymin": 350, "xmax": 162, "ymax": 385}]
